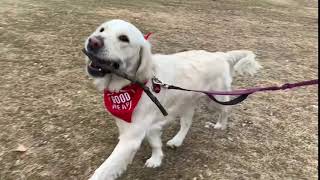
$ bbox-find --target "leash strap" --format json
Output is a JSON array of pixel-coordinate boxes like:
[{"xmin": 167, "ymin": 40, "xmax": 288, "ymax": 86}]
[
  {"xmin": 151, "ymin": 78, "xmax": 251, "ymax": 105},
  {"xmin": 153, "ymin": 77, "xmax": 318, "ymax": 106},
  {"xmin": 166, "ymin": 84, "xmax": 250, "ymax": 105},
  {"xmin": 206, "ymin": 94, "xmax": 250, "ymax": 105}
]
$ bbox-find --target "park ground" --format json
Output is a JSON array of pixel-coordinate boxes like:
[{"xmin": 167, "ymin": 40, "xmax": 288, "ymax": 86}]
[{"xmin": 0, "ymin": 0, "xmax": 318, "ymax": 179}]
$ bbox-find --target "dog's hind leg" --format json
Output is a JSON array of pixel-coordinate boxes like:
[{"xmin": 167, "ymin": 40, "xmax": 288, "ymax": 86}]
[
  {"xmin": 210, "ymin": 77, "xmax": 232, "ymax": 130},
  {"xmin": 208, "ymin": 93, "xmax": 231, "ymax": 130},
  {"xmin": 145, "ymin": 127, "xmax": 163, "ymax": 168},
  {"xmin": 213, "ymin": 102, "xmax": 230, "ymax": 130},
  {"xmin": 166, "ymin": 106, "xmax": 195, "ymax": 148}
]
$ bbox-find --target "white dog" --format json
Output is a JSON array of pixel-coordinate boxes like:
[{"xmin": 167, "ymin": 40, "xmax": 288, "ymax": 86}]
[{"xmin": 84, "ymin": 19, "xmax": 261, "ymax": 180}]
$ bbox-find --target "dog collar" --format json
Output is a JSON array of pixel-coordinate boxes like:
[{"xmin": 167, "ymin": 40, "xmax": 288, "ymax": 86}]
[{"xmin": 144, "ymin": 33, "xmax": 152, "ymax": 40}]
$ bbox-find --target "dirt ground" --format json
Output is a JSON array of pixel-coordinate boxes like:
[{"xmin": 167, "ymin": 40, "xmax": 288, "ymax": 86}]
[{"xmin": 0, "ymin": 0, "xmax": 318, "ymax": 179}]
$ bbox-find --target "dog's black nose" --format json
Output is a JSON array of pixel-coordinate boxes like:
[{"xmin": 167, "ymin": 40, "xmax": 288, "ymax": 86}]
[{"xmin": 87, "ymin": 36, "xmax": 104, "ymax": 51}]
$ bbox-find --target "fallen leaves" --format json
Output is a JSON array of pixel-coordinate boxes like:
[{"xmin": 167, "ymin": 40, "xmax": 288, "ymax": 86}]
[{"xmin": 13, "ymin": 144, "xmax": 27, "ymax": 152}]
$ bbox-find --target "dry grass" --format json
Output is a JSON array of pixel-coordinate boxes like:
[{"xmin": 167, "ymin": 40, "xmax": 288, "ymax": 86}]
[{"xmin": 0, "ymin": 0, "xmax": 318, "ymax": 179}]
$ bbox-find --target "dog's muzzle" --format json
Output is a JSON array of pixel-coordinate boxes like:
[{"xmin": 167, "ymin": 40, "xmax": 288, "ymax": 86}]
[
  {"xmin": 85, "ymin": 36, "xmax": 121, "ymax": 77},
  {"xmin": 87, "ymin": 59, "xmax": 120, "ymax": 77}
]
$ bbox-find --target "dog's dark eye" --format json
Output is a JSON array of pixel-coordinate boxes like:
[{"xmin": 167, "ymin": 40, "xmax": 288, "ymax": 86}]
[
  {"xmin": 118, "ymin": 35, "xmax": 129, "ymax": 43},
  {"xmin": 99, "ymin": 28, "xmax": 104, "ymax": 32}
]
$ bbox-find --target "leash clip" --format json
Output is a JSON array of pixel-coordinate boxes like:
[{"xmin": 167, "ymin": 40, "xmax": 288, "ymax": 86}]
[
  {"xmin": 152, "ymin": 77, "xmax": 164, "ymax": 86},
  {"xmin": 152, "ymin": 77, "xmax": 169, "ymax": 88},
  {"xmin": 152, "ymin": 77, "xmax": 167, "ymax": 93}
]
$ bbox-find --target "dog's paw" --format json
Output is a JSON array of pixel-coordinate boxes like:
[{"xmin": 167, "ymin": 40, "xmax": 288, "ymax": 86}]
[
  {"xmin": 166, "ymin": 138, "xmax": 183, "ymax": 148},
  {"xmin": 144, "ymin": 157, "xmax": 162, "ymax": 168},
  {"xmin": 213, "ymin": 122, "xmax": 227, "ymax": 130},
  {"xmin": 89, "ymin": 173, "xmax": 115, "ymax": 180},
  {"xmin": 89, "ymin": 167, "xmax": 117, "ymax": 180}
]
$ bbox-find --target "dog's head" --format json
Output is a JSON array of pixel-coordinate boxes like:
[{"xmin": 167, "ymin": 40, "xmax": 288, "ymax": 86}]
[{"xmin": 84, "ymin": 19, "xmax": 153, "ymax": 91}]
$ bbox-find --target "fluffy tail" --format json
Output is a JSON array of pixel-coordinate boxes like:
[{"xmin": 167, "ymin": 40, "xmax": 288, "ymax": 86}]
[{"xmin": 226, "ymin": 50, "xmax": 261, "ymax": 76}]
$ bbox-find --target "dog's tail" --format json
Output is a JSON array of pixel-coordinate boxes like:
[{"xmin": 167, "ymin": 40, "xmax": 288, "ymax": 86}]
[{"xmin": 226, "ymin": 50, "xmax": 261, "ymax": 76}]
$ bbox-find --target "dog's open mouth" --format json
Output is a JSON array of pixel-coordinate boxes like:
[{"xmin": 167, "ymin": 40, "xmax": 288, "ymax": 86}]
[
  {"xmin": 87, "ymin": 60, "xmax": 111, "ymax": 77},
  {"xmin": 84, "ymin": 49, "xmax": 122, "ymax": 77},
  {"xmin": 87, "ymin": 59, "xmax": 121, "ymax": 77}
]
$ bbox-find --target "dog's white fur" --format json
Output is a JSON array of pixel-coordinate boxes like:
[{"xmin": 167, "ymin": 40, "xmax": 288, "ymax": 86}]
[{"xmin": 85, "ymin": 19, "xmax": 261, "ymax": 180}]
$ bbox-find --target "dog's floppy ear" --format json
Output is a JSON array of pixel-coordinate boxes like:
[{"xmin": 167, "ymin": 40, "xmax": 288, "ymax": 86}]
[{"xmin": 136, "ymin": 40, "xmax": 153, "ymax": 82}]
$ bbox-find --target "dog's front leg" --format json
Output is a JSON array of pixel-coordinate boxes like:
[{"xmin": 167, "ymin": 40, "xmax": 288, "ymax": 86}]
[{"xmin": 89, "ymin": 129, "xmax": 146, "ymax": 180}]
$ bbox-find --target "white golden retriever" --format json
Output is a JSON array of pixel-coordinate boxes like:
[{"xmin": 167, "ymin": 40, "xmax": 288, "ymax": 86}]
[{"xmin": 84, "ymin": 19, "xmax": 261, "ymax": 180}]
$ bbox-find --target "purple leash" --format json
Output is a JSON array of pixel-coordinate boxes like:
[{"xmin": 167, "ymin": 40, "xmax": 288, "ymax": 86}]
[{"xmin": 153, "ymin": 78, "xmax": 318, "ymax": 106}]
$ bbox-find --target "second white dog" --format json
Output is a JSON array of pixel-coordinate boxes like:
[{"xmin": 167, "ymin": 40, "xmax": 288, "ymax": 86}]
[{"xmin": 84, "ymin": 19, "xmax": 261, "ymax": 180}]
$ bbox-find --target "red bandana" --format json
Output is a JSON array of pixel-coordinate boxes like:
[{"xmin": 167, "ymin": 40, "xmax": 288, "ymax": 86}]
[
  {"xmin": 103, "ymin": 83, "xmax": 144, "ymax": 123},
  {"xmin": 103, "ymin": 33, "xmax": 151, "ymax": 122}
]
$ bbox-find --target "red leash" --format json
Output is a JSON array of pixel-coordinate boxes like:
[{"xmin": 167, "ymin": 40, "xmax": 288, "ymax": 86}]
[
  {"xmin": 152, "ymin": 78, "xmax": 318, "ymax": 106},
  {"xmin": 164, "ymin": 79, "xmax": 318, "ymax": 95}
]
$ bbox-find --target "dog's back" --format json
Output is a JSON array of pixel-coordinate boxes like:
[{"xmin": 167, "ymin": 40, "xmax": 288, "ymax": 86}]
[{"xmin": 152, "ymin": 50, "xmax": 260, "ymax": 91}]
